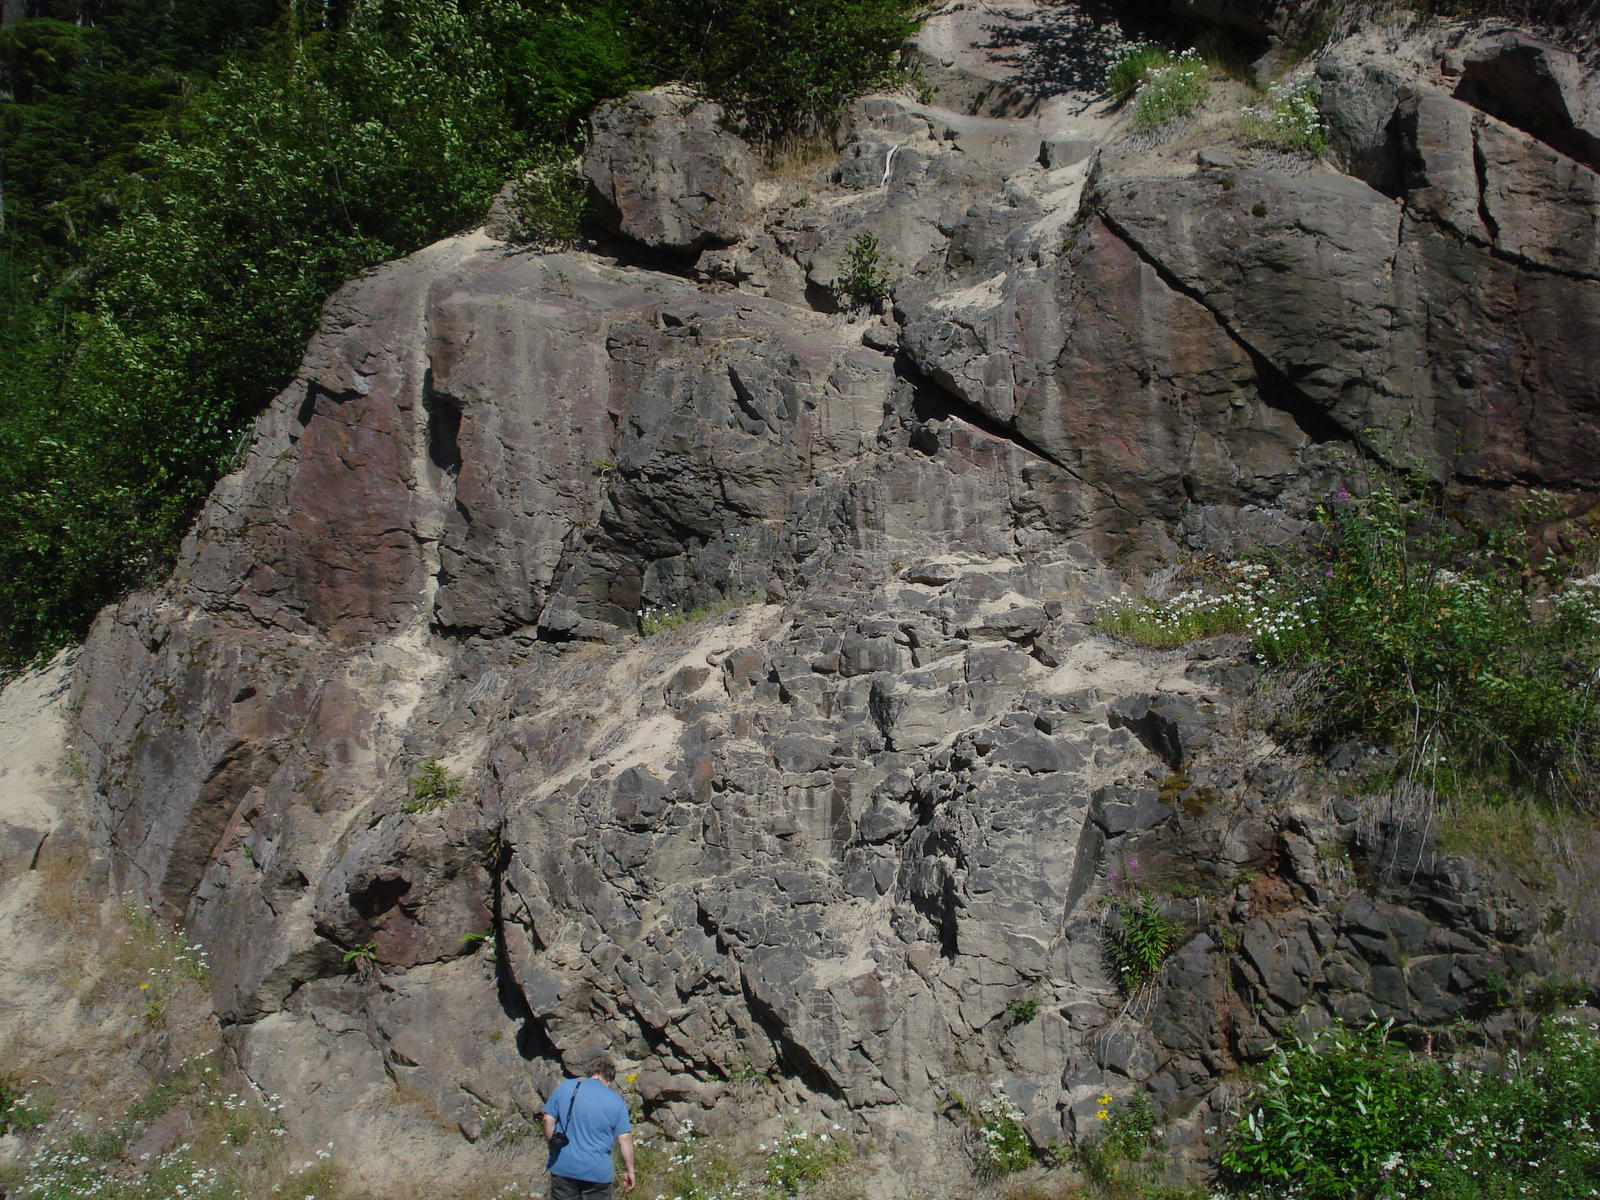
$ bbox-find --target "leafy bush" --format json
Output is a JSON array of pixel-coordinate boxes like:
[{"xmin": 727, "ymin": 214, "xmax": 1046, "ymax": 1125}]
[
  {"xmin": 1078, "ymin": 1092, "xmax": 1156, "ymax": 1190},
  {"xmin": 1106, "ymin": 45, "xmax": 1210, "ymax": 130},
  {"xmin": 638, "ymin": 0, "xmax": 921, "ymax": 145},
  {"xmin": 834, "ymin": 232, "xmax": 892, "ymax": 311},
  {"xmin": 1257, "ymin": 486, "xmax": 1600, "ymax": 809},
  {"xmin": 970, "ymin": 1084, "xmax": 1035, "ymax": 1177},
  {"xmin": 403, "ymin": 759, "xmax": 464, "ymax": 814},
  {"xmin": 1135, "ymin": 51, "xmax": 1210, "ymax": 130},
  {"xmin": 1106, "ymin": 43, "xmax": 1171, "ymax": 102},
  {"xmin": 763, "ymin": 1123, "xmax": 849, "ymax": 1195},
  {"xmin": 0, "ymin": 1079, "xmax": 49, "ymax": 1135},
  {"xmin": 1223, "ymin": 1013, "xmax": 1600, "ymax": 1200},
  {"xmin": 1242, "ymin": 83, "xmax": 1329, "ymax": 156},
  {"xmin": 1223, "ymin": 1020, "xmax": 1441, "ymax": 1197},
  {"xmin": 505, "ymin": 151, "xmax": 589, "ymax": 248},
  {"xmin": 1105, "ymin": 888, "xmax": 1182, "ymax": 993}
]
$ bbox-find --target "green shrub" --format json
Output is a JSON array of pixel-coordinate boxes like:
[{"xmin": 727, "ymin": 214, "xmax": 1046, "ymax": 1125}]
[
  {"xmin": 1105, "ymin": 888, "xmax": 1182, "ymax": 992},
  {"xmin": 403, "ymin": 759, "xmax": 464, "ymax": 813},
  {"xmin": 1256, "ymin": 485, "xmax": 1600, "ymax": 810},
  {"xmin": 505, "ymin": 151, "xmax": 589, "ymax": 248},
  {"xmin": 971, "ymin": 1084, "xmax": 1035, "ymax": 1177},
  {"xmin": 1135, "ymin": 51, "xmax": 1210, "ymax": 130},
  {"xmin": 0, "ymin": 1079, "xmax": 49, "ymax": 1135},
  {"xmin": 1106, "ymin": 43, "xmax": 1171, "ymax": 102},
  {"xmin": 834, "ymin": 232, "xmax": 892, "ymax": 312},
  {"xmin": 639, "ymin": 0, "xmax": 922, "ymax": 145},
  {"xmin": 1223, "ymin": 1013, "xmax": 1600, "ymax": 1200},
  {"xmin": 1223, "ymin": 1020, "xmax": 1441, "ymax": 1197},
  {"xmin": 1242, "ymin": 82, "xmax": 1329, "ymax": 156},
  {"xmin": 1106, "ymin": 44, "xmax": 1210, "ymax": 131},
  {"xmin": 763, "ymin": 1122, "xmax": 849, "ymax": 1195},
  {"xmin": 1078, "ymin": 1092, "xmax": 1156, "ymax": 1189}
]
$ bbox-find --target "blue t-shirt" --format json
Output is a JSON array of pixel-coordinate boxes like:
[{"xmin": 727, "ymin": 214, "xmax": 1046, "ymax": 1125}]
[{"xmin": 543, "ymin": 1077, "xmax": 631, "ymax": 1183}]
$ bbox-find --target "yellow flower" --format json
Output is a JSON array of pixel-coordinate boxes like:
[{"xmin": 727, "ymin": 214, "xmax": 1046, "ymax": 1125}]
[
  {"xmin": 1097, "ymin": 1092, "xmax": 1112, "ymax": 1106},
  {"xmin": 626, "ymin": 1074, "xmax": 638, "ymax": 1084},
  {"xmin": 1096, "ymin": 1110, "xmax": 1109, "ymax": 1120},
  {"xmin": 139, "ymin": 983, "xmax": 150, "ymax": 990}
]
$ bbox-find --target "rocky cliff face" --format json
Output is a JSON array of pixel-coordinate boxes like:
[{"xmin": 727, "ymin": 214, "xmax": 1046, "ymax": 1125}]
[{"xmin": 55, "ymin": 5, "xmax": 1600, "ymax": 1188}]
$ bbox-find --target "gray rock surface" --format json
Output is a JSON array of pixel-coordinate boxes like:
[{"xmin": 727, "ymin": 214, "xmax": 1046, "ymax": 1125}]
[
  {"xmin": 52, "ymin": 9, "xmax": 1600, "ymax": 1189},
  {"xmin": 584, "ymin": 86, "xmax": 758, "ymax": 255}
]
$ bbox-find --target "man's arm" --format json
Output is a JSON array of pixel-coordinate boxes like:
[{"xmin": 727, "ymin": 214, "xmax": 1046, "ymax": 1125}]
[
  {"xmin": 543, "ymin": 1113, "xmax": 557, "ymax": 1140},
  {"xmin": 617, "ymin": 1132, "xmax": 637, "ymax": 1192}
]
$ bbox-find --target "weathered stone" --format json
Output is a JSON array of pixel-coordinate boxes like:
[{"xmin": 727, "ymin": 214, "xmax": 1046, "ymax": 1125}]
[
  {"xmin": 584, "ymin": 86, "xmax": 757, "ymax": 254},
  {"xmin": 47, "ymin": 15, "xmax": 1600, "ymax": 1185}
]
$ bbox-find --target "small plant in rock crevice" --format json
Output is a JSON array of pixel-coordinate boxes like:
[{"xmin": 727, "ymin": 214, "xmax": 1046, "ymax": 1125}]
[
  {"xmin": 1106, "ymin": 44, "xmax": 1211, "ymax": 131},
  {"xmin": 1105, "ymin": 887, "xmax": 1183, "ymax": 994},
  {"xmin": 833, "ymin": 231, "xmax": 892, "ymax": 311},
  {"xmin": 951, "ymin": 1084, "xmax": 1035, "ymax": 1178},
  {"xmin": 403, "ymin": 758, "xmax": 464, "ymax": 813},
  {"xmin": 1007, "ymin": 996, "xmax": 1040, "ymax": 1026},
  {"xmin": 638, "ymin": 593, "xmax": 754, "ymax": 637},
  {"xmin": 1241, "ymin": 82, "xmax": 1329, "ymax": 156},
  {"xmin": 1078, "ymin": 1092, "xmax": 1158, "ymax": 1190}
]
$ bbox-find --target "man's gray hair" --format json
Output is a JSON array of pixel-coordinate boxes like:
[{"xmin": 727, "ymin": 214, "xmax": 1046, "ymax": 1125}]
[{"xmin": 586, "ymin": 1053, "xmax": 617, "ymax": 1082}]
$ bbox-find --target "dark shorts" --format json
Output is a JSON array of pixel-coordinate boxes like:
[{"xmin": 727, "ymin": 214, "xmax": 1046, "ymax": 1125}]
[{"xmin": 551, "ymin": 1175, "xmax": 612, "ymax": 1200}]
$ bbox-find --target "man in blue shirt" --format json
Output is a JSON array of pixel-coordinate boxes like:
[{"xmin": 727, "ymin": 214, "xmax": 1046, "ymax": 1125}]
[{"xmin": 543, "ymin": 1055, "xmax": 636, "ymax": 1200}]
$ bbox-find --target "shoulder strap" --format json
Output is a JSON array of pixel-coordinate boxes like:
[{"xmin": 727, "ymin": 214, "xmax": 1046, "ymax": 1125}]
[{"xmin": 560, "ymin": 1079, "xmax": 583, "ymax": 1131}]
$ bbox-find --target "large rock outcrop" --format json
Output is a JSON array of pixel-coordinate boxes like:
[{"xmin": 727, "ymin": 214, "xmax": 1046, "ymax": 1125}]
[{"xmin": 56, "ymin": 8, "xmax": 1600, "ymax": 1190}]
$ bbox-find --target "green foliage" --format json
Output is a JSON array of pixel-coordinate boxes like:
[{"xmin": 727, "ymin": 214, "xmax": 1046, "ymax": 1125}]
[
  {"xmin": 958, "ymin": 1084, "xmax": 1034, "ymax": 1177},
  {"xmin": 1223, "ymin": 1013, "xmax": 1600, "ymax": 1200},
  {"xmin": 1241, "ymin": 83, "xmax": 1329, "ymax": 156},
  {"xmin": 638, "ymin": 594, "xmax": 753, "ymax": 636},
  {"xmin": 1106, "ymin": 43, "xmax": 1170, "ymax": 102},
  {"xmin": 403, "ymin": 759, "xmax": 463, "ymax": 813},
  {"xmin": 763, "ymin": 1123, "xmax": 849, "ymax": 1195},
  {"xmin": 1007, "ymin": 997, "xmax": 1040, "ymax": 1026},
  {"xmin": 834, "ymin": 232, "xmax": 892, "ymax": 311},
  {"xmin": 0, "ymin": 0, "xmax": 541, "ymax": 668},
  {"xmin": 1, "ymin": 1078, "xmax": 49, "ymax": 1136},
  {"xmin": 1106, "ymin": 889, "xmax": 1181, "ymax": 993},
  {"xmin": 341, "ymin": 941, "xmax": 378, "ymax": 968},
  {"xmin": 1223, "ymin": 1020, "xmax": 1440, "ymax": 1197},
  {"xmin": 638, "ymin": 0, "xmax": 922, "ymax": 145},
  {"xmin": 1257, "ymin": 485, "xmax": 1600, "ymax": 810},
  {"xmin": 1078, "ymin": 1092, "xmax": 1156, "ymax": 1190},
  {"xmin": 1106, "ymin": 45, "xmax": 1210, "ymax": 130},
  {"xmin": 1094, "ymin": 585, "xmax": 1252, "ymax": 647},
  {"xmin": 504, "ymin": 151, "xmax": 589, "ymax": 248}
]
